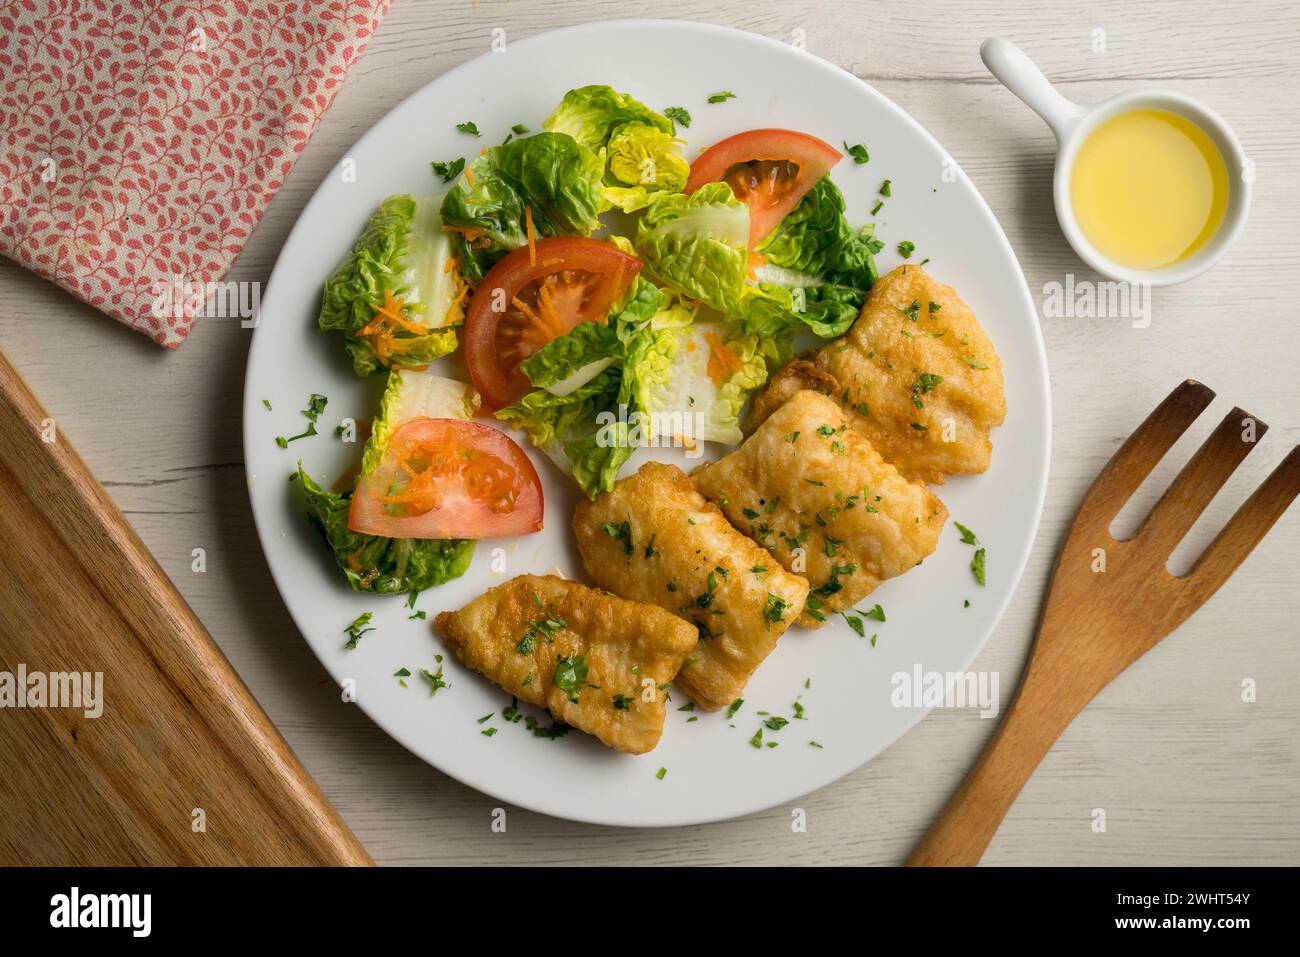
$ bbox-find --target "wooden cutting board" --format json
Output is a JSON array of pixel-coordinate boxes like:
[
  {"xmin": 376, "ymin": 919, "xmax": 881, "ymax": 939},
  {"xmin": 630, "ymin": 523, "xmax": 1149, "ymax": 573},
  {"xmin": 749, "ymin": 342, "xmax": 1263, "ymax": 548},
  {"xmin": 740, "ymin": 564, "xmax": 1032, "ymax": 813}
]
[{"xmin": 0, "ymin": 347, "xmax": 372, "ymax": 866}]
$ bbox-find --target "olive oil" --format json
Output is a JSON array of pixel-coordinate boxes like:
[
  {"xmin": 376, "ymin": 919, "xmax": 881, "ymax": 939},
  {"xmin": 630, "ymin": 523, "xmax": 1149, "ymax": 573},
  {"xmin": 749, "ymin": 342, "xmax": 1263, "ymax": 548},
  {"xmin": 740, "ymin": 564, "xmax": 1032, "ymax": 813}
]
[{"xmin": 1070, "ymin": 109, "xmax": 1229, "ymax": 270}]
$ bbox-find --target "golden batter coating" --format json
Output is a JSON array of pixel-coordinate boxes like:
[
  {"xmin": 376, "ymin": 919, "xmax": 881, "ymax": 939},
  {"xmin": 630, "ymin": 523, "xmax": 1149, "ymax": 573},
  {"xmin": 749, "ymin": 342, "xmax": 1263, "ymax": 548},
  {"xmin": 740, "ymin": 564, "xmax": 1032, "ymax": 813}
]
[
  {"xmin": 696, "ymin": 390, "xmax": 948, "ymax": 627},
  {"xmin": 572, "ymin": 461, "xmax": 809, "ymax": 711},
  {"xmin": 435, "ymin": 574, "xmax": 697, "ymax": 753},
  {"xmin": 745, "ymin": 265, "xmax": 1005, "ymax": 484}
]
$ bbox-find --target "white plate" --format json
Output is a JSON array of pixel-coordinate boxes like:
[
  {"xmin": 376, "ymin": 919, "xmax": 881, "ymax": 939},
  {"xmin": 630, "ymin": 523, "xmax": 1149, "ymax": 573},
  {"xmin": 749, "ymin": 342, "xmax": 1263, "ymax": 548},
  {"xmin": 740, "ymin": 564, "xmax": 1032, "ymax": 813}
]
[{"xmin": 243, "ymin": 20, "xmax": 1050, "ymax": 827}]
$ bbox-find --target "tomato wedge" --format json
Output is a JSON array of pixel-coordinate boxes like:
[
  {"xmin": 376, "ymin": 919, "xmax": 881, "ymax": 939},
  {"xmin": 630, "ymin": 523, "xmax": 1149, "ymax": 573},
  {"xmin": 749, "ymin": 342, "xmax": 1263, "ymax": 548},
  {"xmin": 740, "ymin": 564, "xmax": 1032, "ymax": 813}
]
[
  {"xmin": 685, "ymin": 129, "xmax": 842, "ymax": 248},
  {"xmin": 348, "ymin": 417, "xmax": 543, "ymax": 539},
  {"xmin": 464, "ymin": 236, "xmax": 641, "ymax": 412}
]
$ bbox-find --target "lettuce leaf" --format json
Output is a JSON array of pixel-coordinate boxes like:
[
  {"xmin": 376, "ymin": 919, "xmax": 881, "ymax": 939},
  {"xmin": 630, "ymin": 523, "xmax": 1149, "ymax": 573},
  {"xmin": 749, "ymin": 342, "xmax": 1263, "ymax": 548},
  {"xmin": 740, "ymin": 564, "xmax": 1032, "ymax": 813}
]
[
  {"xmin": 296, "ymin": 465, "xmax": 475, "ymax": 594},
  {"xmin": 634, "ymin": 182, "xmax": 751, "ymax": 312},
  {"xmin": 623, "ymin": 319, "xmax": 769, "ymax": 446},
  {"xmin": 439, "ymin": 133, "xmax": 605, "ymax": 281},
  {"xmin": 319, "ymin": 195, "xmax": 461, "ymax": 377},
  {"xmin": 495, "ymin": 367, "xmax": 632, "ymax": 499},
  {"xmin": 753, "ymin": 177, "xmax": 880, "ymax": 338},
  {"xmin": 544, "ymin": 86, "xmax": 688, "ymax": 213},
  {"xmin": 518, "ymin": 320, "xmax": 622, "ymax": 396}
]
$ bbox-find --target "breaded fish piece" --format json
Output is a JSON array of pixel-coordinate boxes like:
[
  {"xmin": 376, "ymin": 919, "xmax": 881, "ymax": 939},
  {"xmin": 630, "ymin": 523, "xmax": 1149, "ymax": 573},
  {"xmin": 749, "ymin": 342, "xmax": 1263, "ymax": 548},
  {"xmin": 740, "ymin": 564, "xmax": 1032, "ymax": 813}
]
[
  {"xmin": 696, "ymin": 390, "xmax": 948, "ymax": 628},
  {"xmin": 572, "ymin": 462, "xmax": 809, "ymax": 712},
  {"xmin": 746, "ymin": 265, "xmax": 1006, "ymax": 484},
  {"xmin": 435, "ymin": 574, "xmax": 697, "ymax": 754}
]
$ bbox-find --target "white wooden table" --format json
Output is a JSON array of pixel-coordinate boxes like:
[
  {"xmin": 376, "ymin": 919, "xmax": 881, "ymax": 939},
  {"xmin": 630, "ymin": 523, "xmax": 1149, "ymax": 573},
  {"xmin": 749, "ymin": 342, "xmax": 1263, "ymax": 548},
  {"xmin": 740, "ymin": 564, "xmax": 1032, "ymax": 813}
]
[{"xmin": 2, "ymin": 0, "xmax": 1297, "ymax": 866}]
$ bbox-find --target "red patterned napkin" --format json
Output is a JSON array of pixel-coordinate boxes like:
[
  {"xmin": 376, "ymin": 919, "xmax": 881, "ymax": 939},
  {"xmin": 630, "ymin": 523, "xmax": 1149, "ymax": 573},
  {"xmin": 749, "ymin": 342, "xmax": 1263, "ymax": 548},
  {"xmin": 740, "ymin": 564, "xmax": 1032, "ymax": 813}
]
[{"xmin": 0, "ymin": 0, "xmax": 391, "ymax": 347}]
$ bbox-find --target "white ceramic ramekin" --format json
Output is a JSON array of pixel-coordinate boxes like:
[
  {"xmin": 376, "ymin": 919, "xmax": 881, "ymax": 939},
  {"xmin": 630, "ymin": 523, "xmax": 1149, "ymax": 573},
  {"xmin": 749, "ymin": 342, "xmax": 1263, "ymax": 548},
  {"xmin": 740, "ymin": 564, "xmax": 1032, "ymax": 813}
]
[{"xmin": 980, "ymin": 37, "xmax": 1252, "ymax": 286}]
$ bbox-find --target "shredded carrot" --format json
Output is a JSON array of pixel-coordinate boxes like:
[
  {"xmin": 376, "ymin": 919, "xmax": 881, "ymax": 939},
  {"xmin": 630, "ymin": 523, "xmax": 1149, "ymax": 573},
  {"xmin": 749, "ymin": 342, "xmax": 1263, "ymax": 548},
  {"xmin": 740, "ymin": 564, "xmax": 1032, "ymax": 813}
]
[
  {"xmin": 464, "ymin": 164, "xmax": 475, "ymax": 188},
  {"xmin": 704, "ymin": 332, "xmax": 744, "ymax": 385},
  {"xmin": 746, "ymin": 251, "xmax": 766, "ymax": 281},
  {"xmin": 442, "ymin": 259, "xmax": 469, "ymax": 326},
  {"xmin": 441, "ymin": 224, "xmax": 487, "ymax": 242},
  {"xmin": 525, "ymin": 206, "xmax": 536, "ymax": 266},
  {"xmin": 360, "ymin": 289, "xmax": 430, "ymax": 362}
]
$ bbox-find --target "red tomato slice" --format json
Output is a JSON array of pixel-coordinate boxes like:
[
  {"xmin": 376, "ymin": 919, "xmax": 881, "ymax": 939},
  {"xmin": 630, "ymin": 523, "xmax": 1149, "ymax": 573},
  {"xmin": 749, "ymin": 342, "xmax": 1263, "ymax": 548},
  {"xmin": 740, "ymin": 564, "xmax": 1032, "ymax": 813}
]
[
  {"xmin": 348, "ymin": 417, "xmax": 543, "ymax": 539},
  {"xmin": 464, "ymin": 236, "xmax": 642, "ymax": 412},
  {"xmin": 685, "ymin": 129, "xmax": 842, "ymax": 247}
]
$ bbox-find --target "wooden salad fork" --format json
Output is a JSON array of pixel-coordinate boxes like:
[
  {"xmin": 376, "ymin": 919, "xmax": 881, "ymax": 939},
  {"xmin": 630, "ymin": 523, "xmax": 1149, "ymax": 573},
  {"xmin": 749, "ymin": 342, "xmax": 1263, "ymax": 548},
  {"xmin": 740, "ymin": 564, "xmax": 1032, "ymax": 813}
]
[{"xmin": 908, "ymin": 380, "xmax": 1300, "ymax": 867}]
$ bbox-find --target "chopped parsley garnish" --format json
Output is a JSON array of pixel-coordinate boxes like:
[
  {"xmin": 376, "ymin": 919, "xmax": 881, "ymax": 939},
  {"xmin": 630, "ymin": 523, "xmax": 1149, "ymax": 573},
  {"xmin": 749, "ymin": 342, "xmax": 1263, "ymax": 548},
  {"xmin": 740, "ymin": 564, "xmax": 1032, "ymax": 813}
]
[
  {"xmin": 276, "ymin": 393, "xmax": 328, "ymax": 447},
  {"xmin": 764, "ymin": 716, "xmax": 789, "ymax": 731},
  {"xmin": 861, "ymin": 603, "xmax": 886, "ymax": 622},
  {"xmin": 910, "ymin": 372, "xmax": 943, "ymax": 408},
  {"xmin": 678, "ymin": 702, "xmax": 695, "ymax": 712},
  {"xmin": 751, "ymin": 564, "xmax": 768, "ymax": 575},
  {"xmin": 394, "ymin": 667, "xmax": 410, "ymax": 687},
  {"xmin": 929, "ymin": 300, "xmax": 942, "ymax": 314},
  {"xmin": 421, "ymin": 663, "xmax": 449, "ymax": 697},
  {"xmin": 879, "ymin": 179, "xmax": 892, "ymax": 196},
  {"xmin": 481, "ymin": 727, "xmax": 498, "ymax": 737},
  {"xmin": 895, "ymin": 299, "xmax": 920, "ymax": 322},
  {"xmin": 971, "ymin": 547, "xmax": 987, "ymax": 586},
  {"xmin": 707, "ymin": 90, "xmax": 737, "ymax": 104},
  {"xmin": 726, "ymin": 698, "xmax": 745, "ymax": 719},
  {"xmin": 749, "ymin": 727, "xmax": 764, "ymax": 748},
  {"xmin": 810, "ymin": 740, "xmax": 824, "ymax": 749},
  {"xmin": 431, "ymin": 157, "xmax": 466, "ymax": 183},
  {"xmin": 763, "ymin": 593, "xmax": 788, "ymax": 628},
  {"xmin": 511, "ymin": 123, "xmax": 529, "ymax": 135},
  {"xmin": 456, "ymin": 120, "xmax": 480, "ymax": 136},
  {"xmin": 841, "ymin": 611, "xmax": 866, "ymax": 637},
  {"xmin": 960, "ymin": 354, "xmax": 990, "ymax": 370},
  {"xmin": 656, "ymin": 767, "xmax": 667, "ymax": 780},
  {"xmin": 343, "ymin": 612, "xmax": 373, "ymax": 650},
  {"xmin": 871, "ymin": 199, "xmax": 884, "ymax": 216},
  {"xmin": 897, "ymin": 240, "xmax": 916, "ymax": 258},
  {"xmin": 261, "ymin": 399, "xmax": 272, "ymax": 411},
  {"xmin": 954, "ymin": 521, "xmax": 979, "ymax": 545},
  {"xmin": 910, "ymin": 422, "xmax": 929, "ymax": 431},
  {"xmin": 602, "ymin": 520, "xmax": 634, "ymax": 555},
  {"xmin": 408, "ymin": 609, "xmax": 427, "ymax": 620},
  {"xmin": 612, "ymin": 694, "xmax": 633, "ymax": 711},
  {"xmin": 664, "ymin": 106, "xmax": 692, "ymax": 127},
  {"xmin": 844, "ymin": 141, "xmax": 870, "ymax": 164},
  {"xmin": 477, "ymin": 712, "xmax": 494, "ymax": 724},
  {"xmin": 553, "ymin": 654, "xmax": 589, "ymax": 703},
  {"xmin": 964, "ymin": 598, "xmax": 971, "ymax": 608},
  {"xmin": 643, "ymin": 533, "xmax": 659, "ymax": 559}
]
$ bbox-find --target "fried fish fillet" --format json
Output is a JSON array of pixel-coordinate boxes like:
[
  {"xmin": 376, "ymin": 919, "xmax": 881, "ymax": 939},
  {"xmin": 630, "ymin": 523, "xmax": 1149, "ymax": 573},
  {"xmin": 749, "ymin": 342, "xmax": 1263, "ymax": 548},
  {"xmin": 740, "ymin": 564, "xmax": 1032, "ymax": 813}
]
[
  {"xmin": 695, "ymin": 390, "xmax": 948, "ymax": 627},
  {"xmin": 746, "ymin": 265, "xmax": 1006, "ymax": 484},
  {"xmin": 572, "ymin": 461, "xmax": 809, "ymax": 711},
  {"xmin": 435, "ymin": 574, "xmax": 697, "ymax": 753}
]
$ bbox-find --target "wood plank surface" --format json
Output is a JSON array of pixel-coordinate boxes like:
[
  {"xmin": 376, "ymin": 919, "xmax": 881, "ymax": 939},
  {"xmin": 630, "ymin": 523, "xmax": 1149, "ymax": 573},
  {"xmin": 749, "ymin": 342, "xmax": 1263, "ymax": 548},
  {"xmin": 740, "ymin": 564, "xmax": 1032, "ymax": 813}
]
[
  {"xmin": 0, "ymin": 0, "xmax": 1296, "ymax": 865},
  {"xmin": 0, "ymin": 349, "xmax": 371, "ymax": 866}
]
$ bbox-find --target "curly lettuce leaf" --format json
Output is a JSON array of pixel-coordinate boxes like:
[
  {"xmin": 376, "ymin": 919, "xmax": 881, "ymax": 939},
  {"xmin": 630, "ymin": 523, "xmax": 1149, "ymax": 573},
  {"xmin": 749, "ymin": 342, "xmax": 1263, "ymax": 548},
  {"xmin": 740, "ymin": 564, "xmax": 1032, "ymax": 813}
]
[
  {"xmin": 296, "ymin": 465, "xmax": 475, "ymax": 594},
  {"xmin": 439, "ymin": 133, "xmax": 605, "ymax": 281},
  {"xmin": 634, "ymin": 182, "xmax": 750, "ymax": 312},
  {"xmin": 319, "ymin": 195, "xmax": 461, "ymax": 376},
  {"xmin": 518, "ymin": 320, "xmax": 622, "ymax": 396},
  {"xmin": 495, "ymin": 367, "xmax": 632, "ymax": 499},
  {"xmin": 753, "ymin": 177, "xmax": 880, "ymax": 337},
  {"xmin": 544, "ymin": 86, "xmax": 687, "ymax": 213},
  {"xmin": 623, "ymin": 320, "xmax": 769, "ymax": 446}
]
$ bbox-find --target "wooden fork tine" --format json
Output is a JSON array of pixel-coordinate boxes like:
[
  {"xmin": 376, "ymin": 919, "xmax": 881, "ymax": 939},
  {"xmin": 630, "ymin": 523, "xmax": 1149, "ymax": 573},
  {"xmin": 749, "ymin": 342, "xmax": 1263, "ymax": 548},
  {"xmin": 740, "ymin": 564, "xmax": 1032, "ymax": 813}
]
[
  {"xmin": 1075, "ymin": 380, "xmax": 1216, "ymax": 531},
  {"xmin": 1187, "ymin": 445, "xmax": 1300, "ymax": 596},
  {"xmin": 1136, "ymin": 407, "xmax": 1267, "ymax": 554}
]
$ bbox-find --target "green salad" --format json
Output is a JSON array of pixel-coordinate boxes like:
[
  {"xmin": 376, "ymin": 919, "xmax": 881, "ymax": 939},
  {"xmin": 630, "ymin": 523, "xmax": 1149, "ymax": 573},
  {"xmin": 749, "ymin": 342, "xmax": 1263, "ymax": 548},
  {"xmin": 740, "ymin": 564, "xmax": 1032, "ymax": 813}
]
[{"xmin": 303, "ymin": 84, "xmax": 882, "ymax": 597}]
